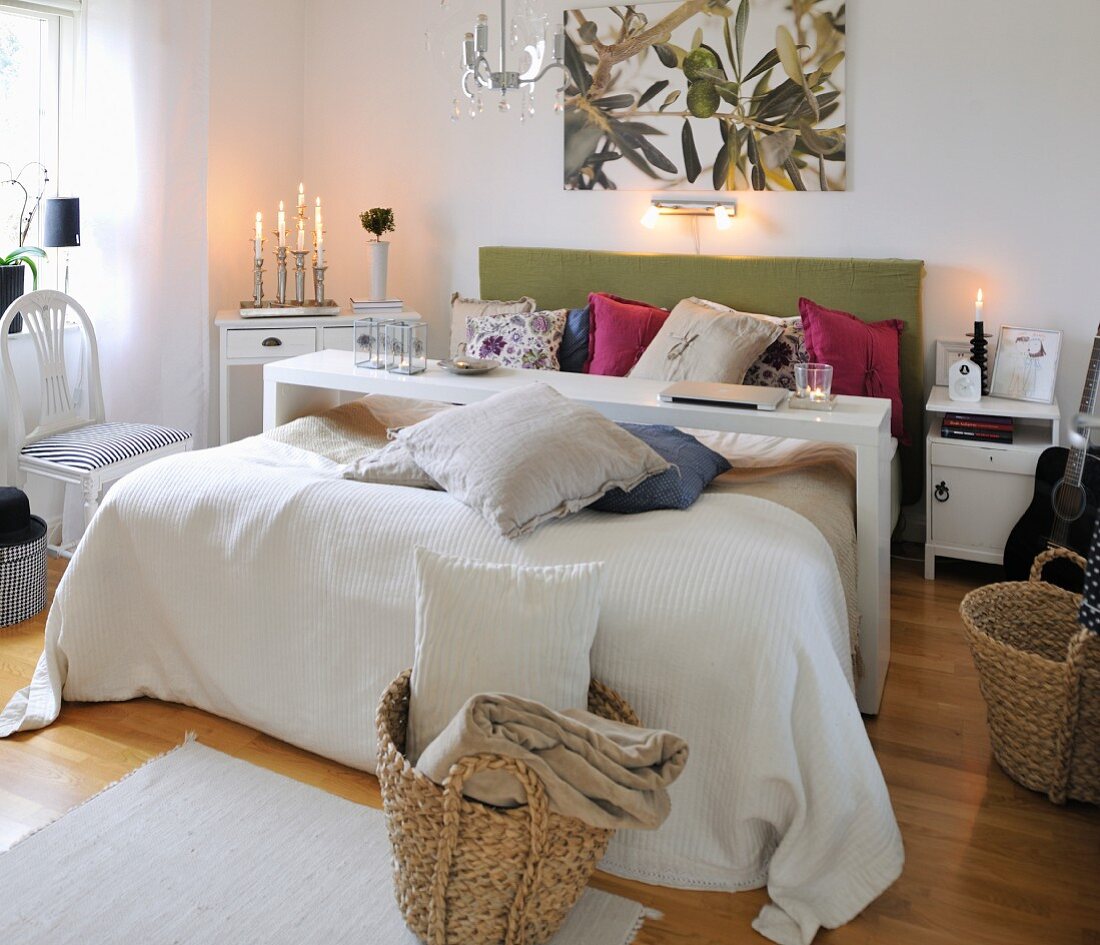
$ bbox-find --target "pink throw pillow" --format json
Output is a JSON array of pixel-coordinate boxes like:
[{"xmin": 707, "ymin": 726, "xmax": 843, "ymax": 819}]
[
  {"xmin": 585, "ymin": 293, "xmax": 670, "ymax": 376},
  {"xmin": 798, "ymin": 298, "xmax": 909, "ymax": 444}
]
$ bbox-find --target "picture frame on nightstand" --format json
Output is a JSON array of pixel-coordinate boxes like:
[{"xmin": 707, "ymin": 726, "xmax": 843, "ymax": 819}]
[
  {"xmin": 988, "ymin": 326, "xmax": 1063, "ymax": 404},
  {"xmin": 935, "ymin": 340, "xmax": 975, "ymax": 386}
]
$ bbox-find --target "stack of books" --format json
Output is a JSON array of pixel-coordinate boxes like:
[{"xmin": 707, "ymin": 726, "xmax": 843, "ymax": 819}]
[
  {"xmin": 940, "ymin": 412, "xmax": 1014, "ymax": 444},
  {"xmin": 350, "ymin": 297, "xmax": 403, "ymax": 316}
]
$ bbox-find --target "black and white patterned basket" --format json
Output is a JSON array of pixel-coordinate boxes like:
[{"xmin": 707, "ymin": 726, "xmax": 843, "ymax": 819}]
[{"xmin": 0, "ymin": 532, "xmax": 47, "ymax": 627}]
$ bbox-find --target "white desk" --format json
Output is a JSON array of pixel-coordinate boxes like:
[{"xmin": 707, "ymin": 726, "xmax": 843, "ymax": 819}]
[{"xmin": 263, "ymin": 349, "xmax": 894, "ymax": 714}]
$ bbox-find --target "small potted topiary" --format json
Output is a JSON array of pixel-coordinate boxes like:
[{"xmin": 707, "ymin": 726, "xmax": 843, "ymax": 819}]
[{"xmin": 359, "ymin": 207, "xmax": 395, "ymax": 301}]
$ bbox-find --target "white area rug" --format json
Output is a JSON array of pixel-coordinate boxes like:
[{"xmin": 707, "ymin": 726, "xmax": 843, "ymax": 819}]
[{"xmin": 0, "ymin": 740, "xmax": 650, "ymax": 945}]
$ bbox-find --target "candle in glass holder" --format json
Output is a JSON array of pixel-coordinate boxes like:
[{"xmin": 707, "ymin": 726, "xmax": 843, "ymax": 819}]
[{"xmin": 794, "ymin": 363, "xmax": 834, "ymax": 403}]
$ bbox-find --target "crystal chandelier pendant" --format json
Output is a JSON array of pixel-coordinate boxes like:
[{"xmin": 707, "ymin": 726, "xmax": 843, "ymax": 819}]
[
  {"xmin": 522, "ymin": 88, "xmax": 535, "ymax": 119},
  {"xmin": 498, "ymin": 93, "xmax": 511, "ymax": 113},
  {"xmin": 451, "ymin": 98, "xmax": 462, "ymax": 122},
  {"xmin": 553, "ymin": 85, "xmax": 565, "ymax": 113}
]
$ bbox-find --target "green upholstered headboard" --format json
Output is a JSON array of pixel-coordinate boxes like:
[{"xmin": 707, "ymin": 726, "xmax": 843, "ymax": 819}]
[{"xmin": 480, "ymin": 246, "xmax": 925, "ymax": 505}]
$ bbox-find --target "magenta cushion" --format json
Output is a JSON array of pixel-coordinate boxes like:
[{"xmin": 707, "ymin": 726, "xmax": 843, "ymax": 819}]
[
  {"xmin": 798, "ymin": 298, "xmax": 909, "ymax": 444},
  {"xmin": 585, "ymin": 293, "xmax": 670, "ymax": 376}
]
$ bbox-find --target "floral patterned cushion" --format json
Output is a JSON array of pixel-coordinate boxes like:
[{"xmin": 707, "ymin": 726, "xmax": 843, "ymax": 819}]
[
  {"xmin": 743, "ymin": 319, "xmax": 809, "ymax": 391},
  {"xmin": 466, "ymin": 309, "xmax": 569, "ymax": 370}
]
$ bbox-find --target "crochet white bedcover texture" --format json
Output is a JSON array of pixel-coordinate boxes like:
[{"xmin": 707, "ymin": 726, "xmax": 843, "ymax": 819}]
[{"xmin": 0, "ymin": 437, "xmax": 902, "ymax": 944}]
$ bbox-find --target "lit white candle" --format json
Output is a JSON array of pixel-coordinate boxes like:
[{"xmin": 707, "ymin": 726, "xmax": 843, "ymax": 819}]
[
  {"xmin": 297, "ymin": 181, "xmax": 306, "ymax": 210},
  {"xmin": 975, "ymin": 288, "xmax": 984, "ymax": 323},
  {"xmin": 296, "ymin": 218, "xmax": 305, "ymax": 252},
  {"xmin": 277, "ymin": 201, "xmax": 286, "ymax": 248},
  {"xmin": 253, "ymin": 211, "xmax": 263, "ymax": 260},
  {"xmin": 314, "ymin": 197, "xmax": 324, "ymax": 267}
]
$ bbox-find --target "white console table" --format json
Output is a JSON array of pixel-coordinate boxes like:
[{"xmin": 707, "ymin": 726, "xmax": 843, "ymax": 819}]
[{"xmin": 263, "ymin": 349, "xmax": 894, "ymax": 715}]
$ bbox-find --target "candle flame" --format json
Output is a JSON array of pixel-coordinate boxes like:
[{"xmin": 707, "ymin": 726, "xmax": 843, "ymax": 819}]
[
  {"xmin": 315, "ymin": 196, "xmax": 321, "ymax": 207},
  {"xmin": 977, "ymin": 288, "xmax": 983, "ymax": 302}
]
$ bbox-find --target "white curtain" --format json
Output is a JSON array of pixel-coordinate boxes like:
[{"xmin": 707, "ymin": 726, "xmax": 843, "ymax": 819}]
[{"xmin": 73, "ymin": 0, "xmax": 212, "ymax": 444}]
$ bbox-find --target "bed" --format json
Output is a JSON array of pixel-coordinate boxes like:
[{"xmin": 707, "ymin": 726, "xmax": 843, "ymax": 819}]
[{"xmin": 1, "ymin": 251, "xmax": 924, "ymax": 945}]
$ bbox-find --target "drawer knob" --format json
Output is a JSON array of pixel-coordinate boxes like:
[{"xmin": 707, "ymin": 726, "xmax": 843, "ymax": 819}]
[
  {"xmin": 934, "ymin": 481, "xmax": 950, "ymax": 503},
  {"xmin": 261, "ymin": 337, "xmax": 283, "ymax": 348}
]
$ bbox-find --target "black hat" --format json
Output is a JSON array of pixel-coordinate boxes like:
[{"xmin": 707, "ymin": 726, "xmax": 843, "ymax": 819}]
[{"xmin": 0, "ymin": 487, "xmax": 47, "ymax": 547}]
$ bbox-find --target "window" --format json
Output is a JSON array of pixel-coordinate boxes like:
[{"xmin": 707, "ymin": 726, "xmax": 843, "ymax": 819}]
[{"xmin": 1, "ymin": 1, "xmax": 75, "ymax": 285}]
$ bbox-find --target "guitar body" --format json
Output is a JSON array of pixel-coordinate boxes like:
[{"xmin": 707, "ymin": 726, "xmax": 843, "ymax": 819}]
[{"xmin": 1003, "ymin": 447, "xmax": 1100, "ymax": 591}]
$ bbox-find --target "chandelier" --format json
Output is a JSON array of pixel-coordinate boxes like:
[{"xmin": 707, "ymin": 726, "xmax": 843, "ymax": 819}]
[{"xmin": 451, "ymin": 0, "xmax": 566, "ymax": 121}]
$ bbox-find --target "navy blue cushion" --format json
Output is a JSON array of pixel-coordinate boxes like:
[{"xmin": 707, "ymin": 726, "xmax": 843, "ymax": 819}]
[
  {"xmin": 590, "ymin": 424, "xmax": 731, "ymax": 514},
  {"xmin": 558, "ymin": 306, "xmax": 590, "ymax": 373}
]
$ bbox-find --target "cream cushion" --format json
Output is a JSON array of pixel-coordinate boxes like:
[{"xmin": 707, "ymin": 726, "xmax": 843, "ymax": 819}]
[
  {"xmin": 450, "ymin": 293, "xmax": 537, "ymax": 358},
  {"xmin": 395, "ymin": 384, "xmax": 670, "ymax": 539},
  {"xmin": 362, "ymin": 394, "xmax": 455, "ymax": 434},
  {"xmin": 406, "ymin": 547, "xmax": 601, "ymax": 763},
  {"xmin": 342, "ymin": 441, "xmax": 438, "ymax": 490},
  {"xmin": 630, "ymin": 298, "xmax": 783, "ymax": 384}
]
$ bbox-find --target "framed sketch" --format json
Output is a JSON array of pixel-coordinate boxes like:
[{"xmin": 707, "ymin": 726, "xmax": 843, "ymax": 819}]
[
  {"xmin": 989, "ymin": 326, "xmax": 1063, "ymax": 404},
  {"xmin": 935, "ymin": 340, "xmax": 975, "ymax": 386}
]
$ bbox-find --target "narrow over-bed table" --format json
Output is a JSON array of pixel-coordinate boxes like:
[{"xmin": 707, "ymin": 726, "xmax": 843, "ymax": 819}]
[{"xmin": 263, "ymin": 353, "xmax": 894, "ymax": 714}]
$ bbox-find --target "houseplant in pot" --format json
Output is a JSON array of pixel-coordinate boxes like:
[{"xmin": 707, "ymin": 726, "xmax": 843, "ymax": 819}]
[
  {"xmin": 359, "ymin": 207, "xmax": 395, "ymax": 302},
  {"xmin": 2, "ymin": 161, "xmax": 50, "ymax": 335}
]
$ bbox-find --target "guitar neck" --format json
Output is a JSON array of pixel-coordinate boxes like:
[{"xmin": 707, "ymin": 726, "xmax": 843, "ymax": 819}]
[{"xmin": 1066, "ymin": 326, "xmax": 1100, "ymax": 487}]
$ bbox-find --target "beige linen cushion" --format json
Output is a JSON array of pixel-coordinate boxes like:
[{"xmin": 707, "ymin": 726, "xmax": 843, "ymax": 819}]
[
  {"xmin": 629, "ymin": 297, "xmax": 783, "ymax": 384},
  {"xmin": 395, "ymin": 384, "xmax": 670, "ymax": 539},
  {"xmin": 342, "ymin": 440, "xmax": 438, "ymax": 489},
  {"xmin": 406, "ymin": 547, "xmax": 601, "ymax": 763},
  {"xmin": 450, "ymin": 293, "xmax": 537, "ymax": 357},
  {"xmin": 362, "ymin": 394, "xmax": 455, "ymax": 433}
]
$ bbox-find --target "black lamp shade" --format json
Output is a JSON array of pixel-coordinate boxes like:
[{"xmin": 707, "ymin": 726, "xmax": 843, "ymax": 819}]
[{"xmin": 43, "ymin": 197, "xmax": 80, "ymax": 248}]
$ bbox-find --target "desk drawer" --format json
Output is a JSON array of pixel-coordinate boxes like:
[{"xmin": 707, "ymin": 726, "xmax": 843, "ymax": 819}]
[
  {"xmin": 929, "ymin": 438, "xmax": 1039, "ymax": 476},
  {"xmin": 226, "ymin": 327, "xmax": 316, "ymax": 360}
]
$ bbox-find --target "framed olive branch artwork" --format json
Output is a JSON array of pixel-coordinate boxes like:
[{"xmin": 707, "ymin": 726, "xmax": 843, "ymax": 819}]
[{"xmin": 563, "ymin": 0, "xmax": 846, "ymax": 191}]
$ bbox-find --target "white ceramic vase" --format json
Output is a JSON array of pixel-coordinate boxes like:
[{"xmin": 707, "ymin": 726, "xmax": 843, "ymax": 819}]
[{"xmin": 368, "ymin": 240, "xmax": 390, "ymax": 301}]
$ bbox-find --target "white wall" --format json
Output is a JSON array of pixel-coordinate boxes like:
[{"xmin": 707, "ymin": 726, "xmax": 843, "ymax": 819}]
[
  {"xmin": 207, "ymin": 0, "xmax": 306, "ymax": 440},
  {"xmin": 293, "ymin": 0, "xmax": 1100, "ymax": 429}
]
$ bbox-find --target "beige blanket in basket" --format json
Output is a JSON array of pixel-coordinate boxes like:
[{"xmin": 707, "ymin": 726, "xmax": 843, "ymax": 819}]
[{"xmin": 416, "ymin": 692, "xmax": 689, "ymax": 831}]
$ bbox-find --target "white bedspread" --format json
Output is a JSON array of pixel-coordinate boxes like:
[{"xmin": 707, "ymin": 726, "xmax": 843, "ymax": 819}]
[{"xmin": 0, "ymin": 437, "xmax": 902, "ymax": 945}]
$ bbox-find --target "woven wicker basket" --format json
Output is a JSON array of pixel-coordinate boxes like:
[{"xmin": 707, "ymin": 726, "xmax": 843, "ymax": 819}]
[
  {"xmin": 960, "ymin": 548, "xmax": 1100, "ymax": 805},
  {"xmin": 376, "ymin": 670, "xmax": 641, "ymax": 945}
]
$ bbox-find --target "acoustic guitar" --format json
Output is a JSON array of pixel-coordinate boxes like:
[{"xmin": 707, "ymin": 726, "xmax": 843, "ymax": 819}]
[{"xmin": 1002, "ymin": 323, "xmax": 1100, "ymax": 591}]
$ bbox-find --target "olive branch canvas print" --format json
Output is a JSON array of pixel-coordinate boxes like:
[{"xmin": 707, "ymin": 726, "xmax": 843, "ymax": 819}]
[{"xmin": 563, "ymin": 0, "xmax": 846, "ymax": 191}]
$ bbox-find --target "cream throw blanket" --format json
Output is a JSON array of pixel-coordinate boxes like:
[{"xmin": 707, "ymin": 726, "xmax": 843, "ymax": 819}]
[{"xmin": 416, "ymin": 693, "xmax": 689, "ymax": 831}]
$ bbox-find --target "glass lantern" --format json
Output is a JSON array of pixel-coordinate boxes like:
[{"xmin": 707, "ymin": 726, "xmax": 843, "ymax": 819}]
[
  {"xmin": 791, "ymin": 362, "xmax": 835, "ymax": 410},
  {"xmin": 353, "ymin": 318, "xmax": 390, "ymax": 369},
  {"xmin": 385, "ymin": 320, "xmax": 428, "ymax": 375}
]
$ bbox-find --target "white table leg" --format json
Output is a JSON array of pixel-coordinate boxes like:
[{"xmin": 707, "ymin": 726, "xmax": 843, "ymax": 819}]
[
  {"xmin": 262, "ymin": 378, "xmax": 339, "ymax": 432},
  {"xmin": 855, "ymin": 433, "xmax": 892, "ymax": 715}
]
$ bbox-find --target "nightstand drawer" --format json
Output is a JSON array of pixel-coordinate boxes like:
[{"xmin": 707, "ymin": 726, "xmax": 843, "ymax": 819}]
[
  {"xmin": 929, "ymin": 438, "xmax": 1040, "ymax": 476},
  {"xmin": 226, "ymin": 327, "xmax": 317, "ymax": 360}
]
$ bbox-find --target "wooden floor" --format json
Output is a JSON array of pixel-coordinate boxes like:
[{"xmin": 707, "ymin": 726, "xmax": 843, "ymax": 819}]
[{"xmin": 1, "ymin": 557, "xmax": 1098, "ymax": 944}]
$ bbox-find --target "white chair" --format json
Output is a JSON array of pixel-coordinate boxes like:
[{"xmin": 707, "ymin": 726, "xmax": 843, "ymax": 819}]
[{"xmin": 0, "ymin": 290, "xmax": 192, "ymax": 554}]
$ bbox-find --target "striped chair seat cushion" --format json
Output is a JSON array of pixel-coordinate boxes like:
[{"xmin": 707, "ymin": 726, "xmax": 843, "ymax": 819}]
[{"xmin": 22, "ymin": 422, "xmax": 191, "ymax": 472}]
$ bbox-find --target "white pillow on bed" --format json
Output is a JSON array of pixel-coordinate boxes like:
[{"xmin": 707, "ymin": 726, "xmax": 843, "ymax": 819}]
[
  {"xmin": 342, "ymin": 440, "xmax": 438, "ymax": 490},
  {"xmin": 629, "ymin": 297, "xmax": 782, "ymax": 384},
  {"xmin": 406, "ymin": 548, "xmax": 601, "ymax": 764},
  {"xmin": 394, "ymin": 384, "xmax": 670, "ymax": 539}
]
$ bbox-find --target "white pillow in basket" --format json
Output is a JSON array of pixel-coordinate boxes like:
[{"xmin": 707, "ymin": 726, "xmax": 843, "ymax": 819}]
[
  {"xmin": 629, "ymin": 297, "xmax": 782, "ymax": 384},
  {"xmin": 406, "ymin": 547, "xmax": 601, "ymax": 764},
  {"xmin": 394, "ymin": 384, "xmax": 670, "ymax": 539}
]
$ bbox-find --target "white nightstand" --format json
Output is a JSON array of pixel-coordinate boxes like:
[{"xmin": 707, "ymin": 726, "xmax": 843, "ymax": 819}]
[
  {"xmin": 215, "ymin": 310, "xmax": 419, "ymax": 443},
  {"xmin": 924, "ymin": 386, "xmax": 1061, "ymax": 579}
]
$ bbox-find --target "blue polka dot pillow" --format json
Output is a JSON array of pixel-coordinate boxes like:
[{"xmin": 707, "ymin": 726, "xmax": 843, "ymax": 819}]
[{"xmin": 591, "ymin": 424, "xmax": 731, "ymax": 514}]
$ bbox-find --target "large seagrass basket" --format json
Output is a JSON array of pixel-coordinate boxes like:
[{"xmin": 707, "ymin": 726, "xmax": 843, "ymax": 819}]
[
  {"xmin": 376, "ymin": 670, "xmax": 641, "ymax": 945},
  {"xmin": 960, "ymin": 548, "xmax": 1100, "ymax": 805}
]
